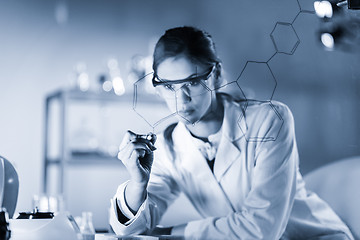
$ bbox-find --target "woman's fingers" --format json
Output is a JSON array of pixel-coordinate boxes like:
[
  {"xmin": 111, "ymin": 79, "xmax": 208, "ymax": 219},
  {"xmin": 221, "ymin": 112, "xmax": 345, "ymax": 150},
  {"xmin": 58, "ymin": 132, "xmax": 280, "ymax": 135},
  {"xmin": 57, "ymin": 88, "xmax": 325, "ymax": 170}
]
[
  {"xmin": 132, "ymin": 138, "xmax": 157, "ymax": 151},
  {"xmin": 117, "ymin": 130, "xmax": 156, "ymax": 174},
  {"xmin": 117, "ymin": 130, "xmax": 156, "ymax": 185},
  {"xmin": 119, "ymin": 130, "xmax": 156, "ymax": 152},
  {"xmin": 118, "ymin": 130, "xmax": 137, "ymax": 151},
  {"xmin": 118, "ymin": 141, "xmax": 152, "ymax": 162}
]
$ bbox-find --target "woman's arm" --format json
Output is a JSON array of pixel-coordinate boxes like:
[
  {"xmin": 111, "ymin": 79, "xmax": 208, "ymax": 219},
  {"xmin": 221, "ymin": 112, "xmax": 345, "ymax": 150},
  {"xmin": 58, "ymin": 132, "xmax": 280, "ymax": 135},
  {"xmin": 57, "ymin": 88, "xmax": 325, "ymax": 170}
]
[{"xmin": 110, "ymin": 134, "xmax": 181, "ymax": 236}]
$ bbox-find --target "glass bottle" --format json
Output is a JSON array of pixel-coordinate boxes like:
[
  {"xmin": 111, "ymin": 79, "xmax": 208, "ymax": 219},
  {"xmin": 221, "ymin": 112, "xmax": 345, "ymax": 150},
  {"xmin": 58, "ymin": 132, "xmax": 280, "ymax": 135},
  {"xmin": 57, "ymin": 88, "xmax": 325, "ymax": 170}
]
[{"xmin": 79, "ymin": 212, "xmax": 95, "ymax": 240}]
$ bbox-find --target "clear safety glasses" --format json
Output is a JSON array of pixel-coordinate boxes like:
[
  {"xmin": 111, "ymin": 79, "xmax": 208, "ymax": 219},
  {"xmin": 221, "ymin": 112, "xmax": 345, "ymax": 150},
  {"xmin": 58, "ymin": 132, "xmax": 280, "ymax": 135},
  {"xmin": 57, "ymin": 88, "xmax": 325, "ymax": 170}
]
[{"xmin": 152, "ymin": 66, "xmax": 215, "ymax": 98}]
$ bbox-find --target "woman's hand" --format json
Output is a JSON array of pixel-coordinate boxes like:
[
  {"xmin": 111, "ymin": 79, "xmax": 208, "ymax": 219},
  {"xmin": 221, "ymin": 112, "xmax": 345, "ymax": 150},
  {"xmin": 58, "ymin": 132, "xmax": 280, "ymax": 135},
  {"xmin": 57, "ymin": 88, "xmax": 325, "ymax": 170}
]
[
  {"xmin": 117, "ymin": 130, "xmax": 157, "ymax": 212},
  {"xmin": 150, "ymin": 223, "xmax": 185, "ymax": 236},
  {"xmin": 171, "ymin": 223, "xmax": 186, "ymax": 236},
  {"xmin": 118, "ymin": 130, "xmax": 157, "ymax": 185}
]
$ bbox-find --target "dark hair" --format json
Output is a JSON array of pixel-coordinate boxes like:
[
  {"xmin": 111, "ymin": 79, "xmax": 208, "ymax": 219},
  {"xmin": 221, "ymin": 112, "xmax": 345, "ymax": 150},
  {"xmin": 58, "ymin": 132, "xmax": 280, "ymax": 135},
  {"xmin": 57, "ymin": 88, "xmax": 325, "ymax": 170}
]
[{"xmin": 152, "ymin": 26, "xmax": 222, "ymax": 88}]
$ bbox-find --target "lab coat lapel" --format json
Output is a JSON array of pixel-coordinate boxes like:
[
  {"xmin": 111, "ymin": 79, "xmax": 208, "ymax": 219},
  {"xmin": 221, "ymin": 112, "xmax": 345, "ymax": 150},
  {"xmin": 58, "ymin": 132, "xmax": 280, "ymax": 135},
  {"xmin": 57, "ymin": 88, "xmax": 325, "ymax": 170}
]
[
  {"xmin": 173, "ymin": 123, "xmax": 235, "ymax": 215},
  {"xmin": 213, "ymin": 99, "xmax": 245, "ymax": 181},
  {"xmin": 213, "ymin": 136, "xmax": 242, "ymax": 182}
]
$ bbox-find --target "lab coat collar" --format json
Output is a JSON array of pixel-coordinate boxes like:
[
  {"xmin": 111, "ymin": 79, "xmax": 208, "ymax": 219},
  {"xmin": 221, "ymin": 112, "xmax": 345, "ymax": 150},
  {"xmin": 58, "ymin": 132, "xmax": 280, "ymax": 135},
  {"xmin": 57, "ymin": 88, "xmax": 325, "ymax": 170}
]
[
  {"xmin": 173, "ymin": 122, "xmax": 214, "ymax": 180},
  {"xmin": 213, "ymin": 135, "xmax": 242, "ymax": 181},
  {"xmin": 221, "ymin": 98, "xmax": 247, "ymax": 142},
  {"xmin": 173, "ymin": 97, "xmax": 245, "ymax": 182},
  {"xmin": 172, "ymin": 122, "xmax": 236, "ymax": 215}
]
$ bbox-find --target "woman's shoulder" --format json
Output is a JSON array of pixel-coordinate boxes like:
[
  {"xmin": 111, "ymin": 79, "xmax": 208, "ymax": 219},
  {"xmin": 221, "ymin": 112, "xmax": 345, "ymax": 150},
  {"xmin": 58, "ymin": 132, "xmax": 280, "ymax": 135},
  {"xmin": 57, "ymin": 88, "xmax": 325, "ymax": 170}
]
[
  {"xmin": 221, "ymin": 96, "xmax": 295, "ymax": 141},
  {"xmin": 248, "ymin": 100, "xmax": 293, "ymax": 119},
  {"xmin": 223, "ymin": 96, "xmax": 294, "ymax": 123}
]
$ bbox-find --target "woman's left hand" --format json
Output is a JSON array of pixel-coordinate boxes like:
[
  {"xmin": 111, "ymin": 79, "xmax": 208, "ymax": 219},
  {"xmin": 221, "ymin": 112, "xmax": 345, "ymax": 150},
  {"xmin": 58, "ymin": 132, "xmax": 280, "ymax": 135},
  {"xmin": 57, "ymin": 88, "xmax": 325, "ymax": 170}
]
[
  {"xmin": 171, "ymin": 223, "xmax": 186, "ymax": 236},
  {"xmin": 150, "ymin": 226, "xmax": 173, "ymax": 235},
  {"xmin": 150, "ymin": 223, "xmax": 186, "ymax": 236}
]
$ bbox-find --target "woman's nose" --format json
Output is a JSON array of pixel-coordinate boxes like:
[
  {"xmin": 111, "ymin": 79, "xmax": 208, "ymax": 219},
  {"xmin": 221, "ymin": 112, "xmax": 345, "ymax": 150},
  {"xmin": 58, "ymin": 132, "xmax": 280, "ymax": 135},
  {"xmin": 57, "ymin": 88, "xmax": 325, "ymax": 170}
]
[{"xmin": 176, "ymin": 86, "xmax": 191, "ymax": 103}]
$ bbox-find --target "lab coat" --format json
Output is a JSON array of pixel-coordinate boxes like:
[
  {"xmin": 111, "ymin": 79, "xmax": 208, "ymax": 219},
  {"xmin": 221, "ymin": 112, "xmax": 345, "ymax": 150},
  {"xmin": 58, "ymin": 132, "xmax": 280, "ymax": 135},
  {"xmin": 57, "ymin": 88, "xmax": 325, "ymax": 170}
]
[{"xmin": 110, "ymin": 99, "xmax": 354, "ymax": 240}]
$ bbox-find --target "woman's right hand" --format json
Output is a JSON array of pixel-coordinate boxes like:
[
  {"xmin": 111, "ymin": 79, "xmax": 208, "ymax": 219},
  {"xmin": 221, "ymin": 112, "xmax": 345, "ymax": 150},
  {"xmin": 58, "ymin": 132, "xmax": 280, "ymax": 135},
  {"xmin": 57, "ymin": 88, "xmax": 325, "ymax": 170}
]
[{"xmin": 118, "ymin": 130, "xmax": 157, "ymax": 186}]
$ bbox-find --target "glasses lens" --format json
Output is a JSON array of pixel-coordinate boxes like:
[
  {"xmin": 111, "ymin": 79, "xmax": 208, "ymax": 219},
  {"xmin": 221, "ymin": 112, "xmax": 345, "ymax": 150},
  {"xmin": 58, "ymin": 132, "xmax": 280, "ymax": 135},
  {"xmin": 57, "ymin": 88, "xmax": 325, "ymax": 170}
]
[
  {"xmin": 154, "ymin": 66, "xmax": 214, "ymax": 99},
  {"xmin": 157, "ymin": 79, "xmax": 211, "ymax": 99}
]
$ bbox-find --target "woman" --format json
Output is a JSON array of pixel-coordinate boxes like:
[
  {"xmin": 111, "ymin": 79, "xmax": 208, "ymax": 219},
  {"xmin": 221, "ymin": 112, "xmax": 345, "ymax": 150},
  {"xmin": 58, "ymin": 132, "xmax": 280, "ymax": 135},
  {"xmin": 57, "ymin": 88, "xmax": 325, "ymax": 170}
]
[{"xmin": 109, "ymin": 26, "xmax": 353, "ymax": 239}]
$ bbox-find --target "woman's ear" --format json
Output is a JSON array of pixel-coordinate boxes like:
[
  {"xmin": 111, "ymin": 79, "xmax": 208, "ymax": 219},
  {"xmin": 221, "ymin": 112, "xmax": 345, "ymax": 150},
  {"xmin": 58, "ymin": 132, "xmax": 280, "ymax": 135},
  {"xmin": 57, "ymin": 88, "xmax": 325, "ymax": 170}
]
[
  {"xmin": 214, "ymin": 62, "xmax": 224, "ymax": 90},
  {"xmin": 215, "ymin": 62, "xmax": 221, "ymax": 78}
]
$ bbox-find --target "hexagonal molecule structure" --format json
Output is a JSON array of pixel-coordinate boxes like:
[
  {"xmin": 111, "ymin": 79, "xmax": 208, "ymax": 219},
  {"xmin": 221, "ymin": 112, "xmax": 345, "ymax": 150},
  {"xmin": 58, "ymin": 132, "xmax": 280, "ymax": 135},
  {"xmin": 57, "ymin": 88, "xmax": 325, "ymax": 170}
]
[
  {"xmin": 270, "ymin": 22, "xmax": 300, "ymax": 55},
  {"xmin": 217, "ymin": 81, "xmax": 246, "ymax": 101},
  {"xmin": 133, "ymin": 74, "xmax": 177, "ymax": 131},
  {"xmin": 236, "ymin": 61, "xmax": 277, "ymax": 101},
  {"xmin": 237, "ymin": 101, "xmax": 284, "ymax": 142},
  {"xmin": 296, "ymin": 0, "xmax": 316, "ymax": 13}
]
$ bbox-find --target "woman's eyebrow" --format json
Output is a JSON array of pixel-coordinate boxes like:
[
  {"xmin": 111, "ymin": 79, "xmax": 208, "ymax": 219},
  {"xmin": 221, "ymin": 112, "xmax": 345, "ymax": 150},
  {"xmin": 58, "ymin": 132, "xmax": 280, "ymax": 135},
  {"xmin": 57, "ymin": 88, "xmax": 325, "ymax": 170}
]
[
  {"xmin": 160, "ymin": 72, "xmax": 199, "ymax": 81},
  {"xmin": 186, "ymin": 67, "xmax": 210, "ymax": 79},
  {"xmin": 186, "ymin": 66, "xmax": 201, "ymax": 79},
  {"xmin": 187, "ymin": 72, "xmax": 199, "ymax": 78},
  {"xmin": 156, "ymin": 67, "xmax": 210, "ymax": 82}
]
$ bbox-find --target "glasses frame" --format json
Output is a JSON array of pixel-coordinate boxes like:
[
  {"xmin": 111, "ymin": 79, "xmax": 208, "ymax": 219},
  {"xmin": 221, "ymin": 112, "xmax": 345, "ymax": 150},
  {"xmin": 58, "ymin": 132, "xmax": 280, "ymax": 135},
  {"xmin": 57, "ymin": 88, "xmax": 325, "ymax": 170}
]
[{"xmin": 152, "ymin": 66, "xmax": 215, "ymax": 88}]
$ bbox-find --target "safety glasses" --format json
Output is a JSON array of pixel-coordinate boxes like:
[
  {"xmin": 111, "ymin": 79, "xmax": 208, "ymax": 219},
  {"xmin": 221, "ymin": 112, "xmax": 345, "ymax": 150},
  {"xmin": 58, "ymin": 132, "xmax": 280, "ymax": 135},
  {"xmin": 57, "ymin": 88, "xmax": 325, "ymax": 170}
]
[{"xmin": 152, "ymin": 66, "xmax": 215, "ymax": 91}]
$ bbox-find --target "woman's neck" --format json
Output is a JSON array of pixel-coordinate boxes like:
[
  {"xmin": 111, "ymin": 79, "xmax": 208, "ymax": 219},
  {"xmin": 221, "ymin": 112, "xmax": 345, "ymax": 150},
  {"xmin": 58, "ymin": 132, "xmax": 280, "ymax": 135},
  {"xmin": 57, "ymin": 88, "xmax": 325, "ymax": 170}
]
[{"xmin": 186, "ymin": 98, "xmax": 224, "ymax": 138}]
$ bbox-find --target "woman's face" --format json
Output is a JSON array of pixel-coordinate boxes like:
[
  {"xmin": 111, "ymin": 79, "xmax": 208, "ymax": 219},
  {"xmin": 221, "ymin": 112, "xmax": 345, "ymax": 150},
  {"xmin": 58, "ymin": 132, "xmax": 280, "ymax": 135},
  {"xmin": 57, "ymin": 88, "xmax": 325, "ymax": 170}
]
[{"xmin": 155, "ymin": 56, "xmax": 215, "ymax": 125}]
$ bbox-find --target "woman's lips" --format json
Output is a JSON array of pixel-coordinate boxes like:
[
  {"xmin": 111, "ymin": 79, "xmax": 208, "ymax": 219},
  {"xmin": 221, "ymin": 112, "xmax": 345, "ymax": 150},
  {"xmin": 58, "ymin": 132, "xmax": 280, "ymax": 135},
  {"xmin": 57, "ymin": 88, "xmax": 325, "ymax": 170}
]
[{"xmin": 178, "ymin": 109, "xmax": 194, "ymax": 116}]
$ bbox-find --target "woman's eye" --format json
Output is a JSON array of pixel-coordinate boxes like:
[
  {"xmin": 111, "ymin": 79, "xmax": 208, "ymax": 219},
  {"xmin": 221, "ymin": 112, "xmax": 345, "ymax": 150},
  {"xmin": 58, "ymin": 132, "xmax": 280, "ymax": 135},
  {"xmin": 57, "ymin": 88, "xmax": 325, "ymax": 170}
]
[
  {"xmin": 189, "ymin": 81, "xmax": 200, "ymax": 86},
  {"xmin": 164, "ymin": 84, "xmax": 173, "ymax": 91}
]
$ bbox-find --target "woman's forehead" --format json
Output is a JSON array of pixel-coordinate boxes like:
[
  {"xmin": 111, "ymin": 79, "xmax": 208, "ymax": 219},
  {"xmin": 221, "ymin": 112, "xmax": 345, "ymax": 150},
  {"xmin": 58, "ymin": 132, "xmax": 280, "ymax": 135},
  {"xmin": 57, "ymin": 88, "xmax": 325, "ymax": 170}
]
[{"xmin": 156, "ymin": 56, "xmax": 208, "ymax": 81}]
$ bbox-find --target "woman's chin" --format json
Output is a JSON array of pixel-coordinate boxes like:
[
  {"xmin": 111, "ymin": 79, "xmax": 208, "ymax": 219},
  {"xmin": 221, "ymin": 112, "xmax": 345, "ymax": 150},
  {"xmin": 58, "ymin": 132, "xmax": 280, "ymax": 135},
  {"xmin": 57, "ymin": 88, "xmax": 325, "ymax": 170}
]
[{"xmin": 176, "ymin": 112, "xmax": 199, "ymax": 125}]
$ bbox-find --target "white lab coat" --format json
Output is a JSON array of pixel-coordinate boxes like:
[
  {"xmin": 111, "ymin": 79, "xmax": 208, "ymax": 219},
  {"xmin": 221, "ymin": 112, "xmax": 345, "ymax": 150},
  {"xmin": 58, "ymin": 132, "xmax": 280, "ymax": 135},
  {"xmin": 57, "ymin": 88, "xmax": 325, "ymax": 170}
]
[{"xmin": 110, "ymin": 98, "xmax": 354, "ymax": 240}]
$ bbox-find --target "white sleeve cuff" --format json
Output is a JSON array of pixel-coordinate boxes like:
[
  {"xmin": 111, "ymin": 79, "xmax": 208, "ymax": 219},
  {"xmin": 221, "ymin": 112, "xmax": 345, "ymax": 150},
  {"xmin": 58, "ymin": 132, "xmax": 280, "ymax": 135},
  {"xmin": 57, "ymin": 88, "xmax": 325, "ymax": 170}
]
[
  {"xmin": 110, "ymin": 182, "xmax": 151, "ymax": 235},
  {"xmin": 114, "ymin": 180, "xmax": 136, "ymax": 220}
]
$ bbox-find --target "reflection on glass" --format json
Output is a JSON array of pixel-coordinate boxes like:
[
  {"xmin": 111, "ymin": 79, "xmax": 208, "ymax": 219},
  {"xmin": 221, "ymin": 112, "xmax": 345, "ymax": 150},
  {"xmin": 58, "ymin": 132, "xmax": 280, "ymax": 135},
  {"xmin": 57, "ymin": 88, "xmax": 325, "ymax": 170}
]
[
  {"xmin": 321, "ymin": 32, "xmax": 335, "ymax": 49},
  {"xmin": 314, "ymin": 1, "xmax": 333, "ymax": 18}
]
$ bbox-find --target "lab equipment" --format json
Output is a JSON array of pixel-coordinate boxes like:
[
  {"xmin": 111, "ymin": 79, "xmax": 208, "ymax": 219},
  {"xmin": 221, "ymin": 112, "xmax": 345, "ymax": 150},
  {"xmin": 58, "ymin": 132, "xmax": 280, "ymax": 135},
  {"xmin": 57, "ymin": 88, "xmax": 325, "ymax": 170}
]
[
  {"xmin": 32, "ymin": 194, "xmax": 64, "ymax": 213},
  {"xmin": 0, "ymin": 208, "xmax": 11, "ymax": 240},
  {"xmin": 136, "ymin": 133, "xmax": 155, "ymax": 141},
  {"xmin": 0, "ymin": 156, "xmax": 19, "ymax": 219},
  {"xmin": 79, "ymin": 212, "xmax": 95, "ymax": 240},
  {"xmin": 17, "ymin": 207, "xmax": 54, "ymax": 220},
  {"xmin": 135, "ymin": 133, "xmax": 157, "ymax": 146},
  {"xmin": 10, "ymin": 212, "xmax": 80, "ymax": 240}
]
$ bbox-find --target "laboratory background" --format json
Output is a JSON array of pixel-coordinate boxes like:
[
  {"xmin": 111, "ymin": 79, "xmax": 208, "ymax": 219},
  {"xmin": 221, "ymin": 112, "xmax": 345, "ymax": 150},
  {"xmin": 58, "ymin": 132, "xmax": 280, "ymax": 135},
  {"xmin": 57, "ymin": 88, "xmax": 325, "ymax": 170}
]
[{"xmin": 1, "ymin": 0, "xmax": 360, "ymax": 234}]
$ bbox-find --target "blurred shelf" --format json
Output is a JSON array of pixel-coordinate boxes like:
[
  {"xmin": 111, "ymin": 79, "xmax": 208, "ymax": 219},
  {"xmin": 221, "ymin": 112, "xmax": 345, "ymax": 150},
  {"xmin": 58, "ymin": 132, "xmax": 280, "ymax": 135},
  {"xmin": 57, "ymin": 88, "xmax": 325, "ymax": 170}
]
[
  {"xmin": 48, "ymin": 88, "xmax": 130, "ymax": 102},
  {"xmin": 45, "ymin": 156, "xmax": 124, "ymax": 166},
  {"xmin": 43, "ymin": 87, "xmax": 135, "ymax": 195},
  {"xmin": 46, "ymin": 88, "xmax": 162, "ymax": 104},
  {"xmin": 66, "ymin": 158, "xmax": 123, "ymax": 166}
]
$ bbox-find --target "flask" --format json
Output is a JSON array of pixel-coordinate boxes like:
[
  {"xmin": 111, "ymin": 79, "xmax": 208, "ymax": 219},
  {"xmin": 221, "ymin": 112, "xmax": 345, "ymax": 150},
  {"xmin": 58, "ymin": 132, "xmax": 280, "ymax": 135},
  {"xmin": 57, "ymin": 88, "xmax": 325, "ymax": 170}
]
[
  {"xmin": 0, "ymin": 208, "xmax": 11, "ymax": 240},
  {"xmin": 79, "ymin": 212, "xmax": 95, "ymax": 240}
]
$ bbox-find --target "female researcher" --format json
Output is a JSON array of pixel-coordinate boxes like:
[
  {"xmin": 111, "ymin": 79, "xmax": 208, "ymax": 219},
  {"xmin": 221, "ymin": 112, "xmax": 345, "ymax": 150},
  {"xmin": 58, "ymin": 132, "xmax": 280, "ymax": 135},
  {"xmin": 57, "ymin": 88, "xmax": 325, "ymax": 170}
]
[{"xmin": 110, "ymin": 26, "xmax": 353, "ymax": 239}]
